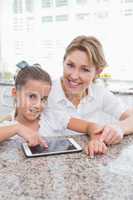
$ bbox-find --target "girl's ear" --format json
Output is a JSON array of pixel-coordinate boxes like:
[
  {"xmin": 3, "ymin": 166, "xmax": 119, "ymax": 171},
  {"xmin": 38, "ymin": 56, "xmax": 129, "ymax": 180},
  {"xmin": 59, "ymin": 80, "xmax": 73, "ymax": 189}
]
[{"xmin": 11, "ymin": 87, "xmax": 17, "ymax": 97}]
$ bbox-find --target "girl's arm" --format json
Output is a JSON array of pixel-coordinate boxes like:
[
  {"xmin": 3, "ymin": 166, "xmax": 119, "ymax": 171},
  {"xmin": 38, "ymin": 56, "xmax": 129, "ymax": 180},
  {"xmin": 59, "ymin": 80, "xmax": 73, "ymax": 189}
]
[
  {"xmin": 0, "ymin": 123, "xmax": 18, "ymax": 141},
  {"xmin": 67, "ymin": 118, "xmax": 103, "ymax": 138},
  {"xmin": 67, "ymin": 117, "xmax": 133, "ymax": 145},
  {"xmin": 0, "ymin": 123, "xmax": 48, "ymax": 147}
]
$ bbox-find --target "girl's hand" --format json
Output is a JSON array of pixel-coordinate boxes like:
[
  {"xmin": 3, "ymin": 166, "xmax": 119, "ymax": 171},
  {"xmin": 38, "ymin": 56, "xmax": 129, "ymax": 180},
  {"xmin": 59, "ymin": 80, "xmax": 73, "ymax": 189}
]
[
  {"xmin": 17, "ymin": 123, "xmax": 48, "ymax": 147},
  {"xmin": 86, "ymin": 135, "xmax": 107, "ymax": 158},
  {"xmin": 87, "ymin": 122, "xmax": 104, "ymax": 139}
]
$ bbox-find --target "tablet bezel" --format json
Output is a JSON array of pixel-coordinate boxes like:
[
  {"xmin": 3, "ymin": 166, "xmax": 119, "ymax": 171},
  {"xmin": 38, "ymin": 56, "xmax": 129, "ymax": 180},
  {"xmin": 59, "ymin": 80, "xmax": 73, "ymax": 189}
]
[{"xmin": 22, "ymin": 138, "xmax": 82, "ymax": 158}]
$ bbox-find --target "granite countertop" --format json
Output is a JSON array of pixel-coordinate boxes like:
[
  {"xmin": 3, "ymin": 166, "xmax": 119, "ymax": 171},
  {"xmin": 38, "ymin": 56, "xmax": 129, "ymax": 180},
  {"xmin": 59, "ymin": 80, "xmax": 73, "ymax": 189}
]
[{"xmin": 0, "ymin": 135, "xmax": 133, "ymax": 200}]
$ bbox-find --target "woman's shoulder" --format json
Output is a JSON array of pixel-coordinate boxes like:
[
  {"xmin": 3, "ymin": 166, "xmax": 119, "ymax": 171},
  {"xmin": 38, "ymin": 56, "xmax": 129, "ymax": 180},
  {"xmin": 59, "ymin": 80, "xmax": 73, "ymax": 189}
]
[
  {"xmin": 51, "ymin": 79, "xmax": 61, "ymax": 88},
  {"xmin": 49, "ymin": 79, "xmax": 63, "ymax": 98},
  {"xmin": 91, "ymin": 82, "xmax": 111, "ymax": 94}
]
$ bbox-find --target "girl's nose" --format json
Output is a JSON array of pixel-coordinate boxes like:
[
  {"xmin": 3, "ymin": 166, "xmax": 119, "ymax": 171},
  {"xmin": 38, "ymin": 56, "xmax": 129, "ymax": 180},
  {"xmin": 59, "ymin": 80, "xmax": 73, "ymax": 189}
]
[
  {"xmin": 33, "ymin": 99, "xmax": 42, "ymax": 109},
  {"xmin": 31, "ymin": 104, "xmax": 42, "ymax": 114}
]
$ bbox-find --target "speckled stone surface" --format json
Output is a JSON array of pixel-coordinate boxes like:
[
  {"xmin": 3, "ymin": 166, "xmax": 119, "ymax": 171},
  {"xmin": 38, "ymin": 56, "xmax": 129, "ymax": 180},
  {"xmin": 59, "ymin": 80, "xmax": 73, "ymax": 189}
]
[{"xmin": 1, "ymin": 135, "xmax": 133, "ymax": 200}]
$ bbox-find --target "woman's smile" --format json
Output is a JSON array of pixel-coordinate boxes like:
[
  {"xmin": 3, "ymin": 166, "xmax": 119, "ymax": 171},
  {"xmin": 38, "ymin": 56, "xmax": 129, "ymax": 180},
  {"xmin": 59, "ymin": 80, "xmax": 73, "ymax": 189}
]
[
  {"xmin": 62, "ymin": 50, "xmax": 96, "ymax": 96},
  {"xmin": 68, "ymin": 79, "xmax": 82, "ymax": 88}
]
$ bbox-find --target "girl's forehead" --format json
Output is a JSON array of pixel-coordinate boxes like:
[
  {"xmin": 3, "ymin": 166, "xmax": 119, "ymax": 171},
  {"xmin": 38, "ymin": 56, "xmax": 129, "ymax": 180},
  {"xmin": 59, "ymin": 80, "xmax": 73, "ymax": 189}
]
[
  {"xmin": 23, "ymin": 80, "xmax": 50, "ymax": 87},
  {"xmin": 20, "ymin": 80, "xmax": 51, "ymax": 93}
]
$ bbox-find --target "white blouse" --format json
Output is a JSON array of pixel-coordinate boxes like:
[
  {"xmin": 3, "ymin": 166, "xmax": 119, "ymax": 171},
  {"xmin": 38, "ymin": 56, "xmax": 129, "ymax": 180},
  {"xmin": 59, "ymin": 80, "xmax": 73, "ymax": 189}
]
[{"xmin": 39, "ymin": 79, "xmax": 128, "ymax": 137}]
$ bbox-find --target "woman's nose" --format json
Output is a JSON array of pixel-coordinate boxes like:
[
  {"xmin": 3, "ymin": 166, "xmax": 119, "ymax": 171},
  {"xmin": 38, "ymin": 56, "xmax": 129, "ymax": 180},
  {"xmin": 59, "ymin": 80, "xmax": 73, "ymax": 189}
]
[{"xmin": 70, "ymin": 70, "xmax": 80, "ymax": 80}]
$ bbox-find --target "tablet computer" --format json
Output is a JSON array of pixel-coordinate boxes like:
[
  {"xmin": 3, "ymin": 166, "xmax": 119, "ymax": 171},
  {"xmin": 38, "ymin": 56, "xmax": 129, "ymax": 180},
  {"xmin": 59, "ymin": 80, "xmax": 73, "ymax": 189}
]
[{"xmin": 22, "ymin": 137, "xmax": 82, "ymax": 158}]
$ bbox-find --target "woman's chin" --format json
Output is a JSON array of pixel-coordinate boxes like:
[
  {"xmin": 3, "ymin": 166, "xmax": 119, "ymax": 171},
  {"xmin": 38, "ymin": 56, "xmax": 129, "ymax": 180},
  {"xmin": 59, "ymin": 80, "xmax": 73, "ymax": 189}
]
[{"xmin": 67, "ymin": 88, "xmax": 82, "ymax": 96}]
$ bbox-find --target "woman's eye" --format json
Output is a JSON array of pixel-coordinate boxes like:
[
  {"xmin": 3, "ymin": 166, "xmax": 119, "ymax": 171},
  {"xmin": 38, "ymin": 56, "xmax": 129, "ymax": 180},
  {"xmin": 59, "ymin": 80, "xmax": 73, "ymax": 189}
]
[
  {"xmin": 67, "ymin": 63, "xmax": 74, "ymax": 68},
  {"xmin": 82, "ymin": 68, "xmax": 90, "ymax": 72}
]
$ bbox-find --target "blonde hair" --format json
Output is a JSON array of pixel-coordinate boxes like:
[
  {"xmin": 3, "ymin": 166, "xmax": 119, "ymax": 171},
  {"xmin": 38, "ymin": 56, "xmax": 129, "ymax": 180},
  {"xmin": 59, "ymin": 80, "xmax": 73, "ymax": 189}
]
[{"xmin": 63, "ymin": 35, "xmax": 107, "ymax": 72}]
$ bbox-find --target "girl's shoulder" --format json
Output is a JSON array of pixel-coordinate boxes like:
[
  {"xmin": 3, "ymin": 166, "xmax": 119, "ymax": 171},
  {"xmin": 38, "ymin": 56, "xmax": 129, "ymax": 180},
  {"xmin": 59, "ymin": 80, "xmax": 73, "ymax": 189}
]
[
  {"xmin": 0, "ymin": 114, "xmax": 12, "ymax": 122},
  {"xmin": 0, "ymin": 112, "xmax": 15, "ymax": 126}
]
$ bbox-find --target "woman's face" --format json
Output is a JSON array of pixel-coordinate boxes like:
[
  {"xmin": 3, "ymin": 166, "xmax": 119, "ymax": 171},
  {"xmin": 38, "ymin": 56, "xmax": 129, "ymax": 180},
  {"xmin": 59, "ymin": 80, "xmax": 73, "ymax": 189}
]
[{"xmin": 62, "ymin": 49, "xmax": 96, "ymax": 96}]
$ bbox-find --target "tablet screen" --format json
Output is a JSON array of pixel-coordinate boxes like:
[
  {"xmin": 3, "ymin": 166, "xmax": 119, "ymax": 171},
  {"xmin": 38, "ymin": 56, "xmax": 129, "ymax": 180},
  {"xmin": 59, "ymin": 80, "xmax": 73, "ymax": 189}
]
[{"xmin": 29, "ymin": 138, "xmax": 77, "ymax": 154}]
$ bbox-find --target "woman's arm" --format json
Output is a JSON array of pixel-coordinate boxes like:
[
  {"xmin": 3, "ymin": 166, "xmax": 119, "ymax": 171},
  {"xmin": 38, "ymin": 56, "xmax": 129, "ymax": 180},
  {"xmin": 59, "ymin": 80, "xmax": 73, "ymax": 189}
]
[
  {"xmin": 119, "ymin": 108, "xmax": 133, "ymax": 120},
  {"xmin": 98, "ymin": 111, "xmax": 133, "ymax": 145},
  {"xmin": 117, "ymin": 115, "xmax": 133, "ymax": 136}
]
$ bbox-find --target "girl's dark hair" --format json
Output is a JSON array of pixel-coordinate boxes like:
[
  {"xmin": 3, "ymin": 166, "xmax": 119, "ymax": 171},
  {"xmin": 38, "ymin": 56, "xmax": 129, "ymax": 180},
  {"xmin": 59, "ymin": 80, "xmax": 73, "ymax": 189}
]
[{"xmin": 14, "ymin": 65, "xmax": 52, "ymax": 89}]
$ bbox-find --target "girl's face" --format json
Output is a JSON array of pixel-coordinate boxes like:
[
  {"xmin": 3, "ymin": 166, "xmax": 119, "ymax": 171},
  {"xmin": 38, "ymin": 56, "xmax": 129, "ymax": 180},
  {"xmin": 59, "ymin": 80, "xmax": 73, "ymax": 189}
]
[
  {"xmin": 14, "ymin": 80, "xmax": 51, "ymax": 122},
  {"xmin": 62, "ymin": 49, "xmax": 96, "ymax": 96}
]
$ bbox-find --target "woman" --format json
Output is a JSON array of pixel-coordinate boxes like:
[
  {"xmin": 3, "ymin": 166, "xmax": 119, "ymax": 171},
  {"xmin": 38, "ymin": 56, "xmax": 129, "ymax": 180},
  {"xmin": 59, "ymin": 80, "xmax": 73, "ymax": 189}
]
[{"xmin": 40, "ymin": 35, "xmax": 133, "ymax": 149}]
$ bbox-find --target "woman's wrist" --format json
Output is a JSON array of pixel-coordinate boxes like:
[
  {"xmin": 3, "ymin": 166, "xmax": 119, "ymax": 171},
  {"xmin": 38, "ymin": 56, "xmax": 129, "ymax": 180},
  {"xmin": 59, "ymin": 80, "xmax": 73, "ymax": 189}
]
[{"xmin": 113, "ymin": 122, "xmax": 125, "ymax": 137}]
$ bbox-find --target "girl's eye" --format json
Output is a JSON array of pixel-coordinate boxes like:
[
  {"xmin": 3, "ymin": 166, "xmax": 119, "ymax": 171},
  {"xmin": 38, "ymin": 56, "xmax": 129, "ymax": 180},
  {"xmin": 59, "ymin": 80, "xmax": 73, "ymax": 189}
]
[{"xmin": 29, "ymin": 94, "xmax": 37, "ymax": 99}]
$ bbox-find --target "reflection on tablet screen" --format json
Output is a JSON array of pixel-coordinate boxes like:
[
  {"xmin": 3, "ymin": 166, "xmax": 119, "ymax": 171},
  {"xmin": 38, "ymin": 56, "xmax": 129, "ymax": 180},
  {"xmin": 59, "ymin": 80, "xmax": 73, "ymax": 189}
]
[{"xmin": 29, "ymin": 138, "xmax": 76, "ymax": 154}]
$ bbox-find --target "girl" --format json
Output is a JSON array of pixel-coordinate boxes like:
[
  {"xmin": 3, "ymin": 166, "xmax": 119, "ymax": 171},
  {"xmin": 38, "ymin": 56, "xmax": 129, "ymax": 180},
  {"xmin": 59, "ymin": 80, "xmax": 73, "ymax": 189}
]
[{"xmin": 0, "ymin": 64, "xmax": 52, "ymax": 147}]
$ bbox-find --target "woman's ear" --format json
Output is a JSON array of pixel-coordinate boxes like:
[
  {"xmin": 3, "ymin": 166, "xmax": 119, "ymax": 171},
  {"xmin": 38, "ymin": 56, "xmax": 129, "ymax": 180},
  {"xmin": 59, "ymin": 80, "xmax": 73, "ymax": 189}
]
[
  {"xmin": 11, "ymin": 87, "xmax": 17, "ymax": 97},
  {"xmin": 96, "ymin": 68, "xmax": 103, "ymax": 75}
]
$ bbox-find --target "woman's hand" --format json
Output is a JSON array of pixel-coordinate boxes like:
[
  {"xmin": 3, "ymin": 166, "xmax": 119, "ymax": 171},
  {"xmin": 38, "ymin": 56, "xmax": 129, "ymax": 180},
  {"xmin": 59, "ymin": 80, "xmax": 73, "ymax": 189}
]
[
  {"xmin": 17, "ymin": 123, "xmax": 48, "ymax": 147},
  {"xmin": 99, "ymin": 124, "xmax": 124, "ymax": 145},
  {"xmin": 86, "ymin": 134, "xmax": 107, "ymax": 158}
]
